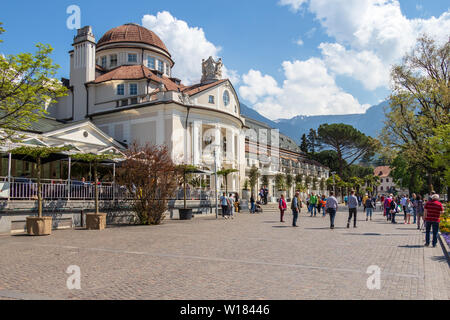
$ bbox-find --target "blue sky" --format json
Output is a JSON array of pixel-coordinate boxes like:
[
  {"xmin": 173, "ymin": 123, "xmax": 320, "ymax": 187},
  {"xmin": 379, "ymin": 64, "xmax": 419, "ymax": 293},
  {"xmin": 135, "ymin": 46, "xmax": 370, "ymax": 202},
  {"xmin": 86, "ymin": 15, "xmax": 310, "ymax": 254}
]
[{"xmin": 1, "ymin": 0, "xmax": 449, "ymax": 119}]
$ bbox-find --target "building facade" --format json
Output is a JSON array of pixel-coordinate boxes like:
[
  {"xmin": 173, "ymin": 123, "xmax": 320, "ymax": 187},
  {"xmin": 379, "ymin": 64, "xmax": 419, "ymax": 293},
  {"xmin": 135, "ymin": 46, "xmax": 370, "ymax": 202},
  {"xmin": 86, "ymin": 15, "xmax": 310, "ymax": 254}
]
[
  {"xmin": 374, "ymin": 166, "xmax": 409, "ymax": 195},
  {"xmin": 43, "ymin": 23, "xmax": 329, "ymax": 199}
]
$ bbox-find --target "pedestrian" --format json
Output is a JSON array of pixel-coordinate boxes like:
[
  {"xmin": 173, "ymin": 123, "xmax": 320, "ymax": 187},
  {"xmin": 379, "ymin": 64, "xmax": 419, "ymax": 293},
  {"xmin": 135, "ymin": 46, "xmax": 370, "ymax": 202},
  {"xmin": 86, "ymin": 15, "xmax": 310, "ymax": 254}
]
[
  {"xmin": 309, "ymin": 193, "xmax": 318, "ymax": 217},
  {"xmin": 400, "ymin": 195, "xmax": 408, "ymax": 222},
  {"xmin": 423, "ymin": 194, "xmax": 444, "ymax": 247},
  {"xmin": 250, "ymin": 194, "xmax": 256, "ymax": 214},
  {"xmin": 389, "ymin": 197, "xmax": 399, "ymax": 224},
  {"xmin": 415, "ymin": 195, "xmax": 424, "ymax": 230},
  {"xmin": 306, "ymin": 194, "xmax": 311, "ymax": 213},
  {"xmin": 220, "ymin": 192, "xmax": 228, "ymax": 219},
  {"xmin": 279, "ymin": 194, "xmax": 287, "ymax": 222},
  {"xmin": 365, "ymin": 196, "xmax": 374, "ymax": 221},
  {"xmin": 291, "ymin": 191, "xmax": 302, "ymax": 227},
  {"xmin": 384, "ymin": 195, "xmax": 392, "ymax": 221},
  {"xmin": 411, "ymin": 193, "xmax": 417, "ymax": 224},
  {"xmin": 347, "ymin": 190, "xmax": 358, "ymax": 228},
  {"xmin": 326, "ymin": 191, "xmax": 338, "ymax": 229},
  {"xmin": 344, "ymin": 195, "xmax": 348, "ymax": 206},
  {"xmin": 358, "ymin": 195, "xmax": 362, "ymax": 207},
  {"xmin": 228, "ymin": 193, "xmax": 235, "ymax": 219},
  {"xmin": 320, "ymin": 195, "xmax": 327, "ymax": 217},
  {"xmin": 405, "ymin": 198, "xmax": 413, "ymax": 224}
]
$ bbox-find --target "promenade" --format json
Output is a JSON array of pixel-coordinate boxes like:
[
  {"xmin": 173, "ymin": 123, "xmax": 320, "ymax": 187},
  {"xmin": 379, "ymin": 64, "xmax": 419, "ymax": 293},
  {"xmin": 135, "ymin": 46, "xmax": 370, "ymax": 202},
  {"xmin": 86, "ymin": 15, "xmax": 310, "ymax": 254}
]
[{"xmin": 0, "ymin": 204, "xmax": 448, "ymax": 300}]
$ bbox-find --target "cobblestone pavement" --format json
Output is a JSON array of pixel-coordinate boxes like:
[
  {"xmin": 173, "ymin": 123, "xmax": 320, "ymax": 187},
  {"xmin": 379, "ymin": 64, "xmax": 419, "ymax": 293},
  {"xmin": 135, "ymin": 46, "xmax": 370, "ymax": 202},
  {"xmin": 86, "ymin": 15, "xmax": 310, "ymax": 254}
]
[{"xmin": 0, "ymin": 204, "xmax": 449, "ymax": 300}]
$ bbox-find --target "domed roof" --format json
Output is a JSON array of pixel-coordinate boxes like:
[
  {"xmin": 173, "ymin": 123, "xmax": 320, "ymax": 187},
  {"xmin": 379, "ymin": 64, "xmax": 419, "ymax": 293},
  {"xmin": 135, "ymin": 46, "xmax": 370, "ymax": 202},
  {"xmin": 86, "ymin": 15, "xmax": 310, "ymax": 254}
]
[{"xmin": 97, "ymin": 23, "xmax": 170, "ymax": 55}]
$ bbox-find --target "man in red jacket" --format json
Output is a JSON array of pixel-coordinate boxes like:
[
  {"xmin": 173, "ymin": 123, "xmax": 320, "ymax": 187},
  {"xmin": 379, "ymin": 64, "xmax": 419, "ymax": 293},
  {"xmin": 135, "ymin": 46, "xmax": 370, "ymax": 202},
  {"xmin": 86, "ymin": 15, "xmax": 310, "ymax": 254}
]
[{"xmin": 424, "ymin": 194, "xmax": 444, "ymax": 247}]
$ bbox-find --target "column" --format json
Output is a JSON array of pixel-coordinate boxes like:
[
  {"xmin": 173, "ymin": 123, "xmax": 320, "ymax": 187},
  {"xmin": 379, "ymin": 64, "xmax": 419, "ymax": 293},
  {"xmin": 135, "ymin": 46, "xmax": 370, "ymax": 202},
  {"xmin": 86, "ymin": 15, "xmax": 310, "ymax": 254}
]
[
  {"xmin": 214, "ymin": 126, "xmax": 221, "ymax": 169},
  {"xmin": 226, "ymin": 128, "xmax": 234, "ymax": 165},
  {"xmin": 193, "ymin": 121, "xmax": 201, "ymax": 165}
]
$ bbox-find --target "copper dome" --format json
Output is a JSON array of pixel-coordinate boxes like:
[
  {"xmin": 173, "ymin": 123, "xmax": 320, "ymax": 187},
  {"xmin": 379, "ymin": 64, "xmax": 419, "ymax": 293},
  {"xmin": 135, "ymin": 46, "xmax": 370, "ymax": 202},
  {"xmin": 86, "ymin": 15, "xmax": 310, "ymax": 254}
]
[{"xmin": 97, "ymin": 23, "xmax": 170, "ymax": 56}]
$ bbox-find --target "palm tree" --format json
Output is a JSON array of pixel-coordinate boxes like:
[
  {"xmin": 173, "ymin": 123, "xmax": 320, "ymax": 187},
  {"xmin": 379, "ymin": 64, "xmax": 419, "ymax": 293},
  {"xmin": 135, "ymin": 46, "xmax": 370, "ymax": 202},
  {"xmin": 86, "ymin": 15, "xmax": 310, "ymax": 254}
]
[
  {"xmin": 217, "ymin": 168, "xmax": 238, "ymax": 194},
  {"xmin": 286, "ymin": 174, "xmax": 294, "ymax": 198},
  {"xmin": 248, "ymin": 165, "xmax": 260, "ymax": 197}
]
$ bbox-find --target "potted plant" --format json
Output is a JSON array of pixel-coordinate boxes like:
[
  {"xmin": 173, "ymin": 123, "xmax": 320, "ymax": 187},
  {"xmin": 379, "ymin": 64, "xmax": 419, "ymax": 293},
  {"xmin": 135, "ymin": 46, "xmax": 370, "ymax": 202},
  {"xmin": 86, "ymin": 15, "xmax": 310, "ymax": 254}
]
[
  {"xmin": 10, "ymin": 146, "xmax": 70, "ymax": 236},
  {"xmin": 71, "ymin": 153, "xmax": 118, "ymax": 230},
  {"xmin": 176, "ymin": 165, "xmax": 200, "ymax": 220}
]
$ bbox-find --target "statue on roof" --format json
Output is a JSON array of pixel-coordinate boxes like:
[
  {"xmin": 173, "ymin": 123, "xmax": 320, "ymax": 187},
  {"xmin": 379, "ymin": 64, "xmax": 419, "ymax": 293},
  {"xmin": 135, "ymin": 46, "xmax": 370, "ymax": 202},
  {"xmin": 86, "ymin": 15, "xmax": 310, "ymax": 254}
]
[{"xmin": 201, "ymin": 56, "xmax": 223, "ymax": 83}]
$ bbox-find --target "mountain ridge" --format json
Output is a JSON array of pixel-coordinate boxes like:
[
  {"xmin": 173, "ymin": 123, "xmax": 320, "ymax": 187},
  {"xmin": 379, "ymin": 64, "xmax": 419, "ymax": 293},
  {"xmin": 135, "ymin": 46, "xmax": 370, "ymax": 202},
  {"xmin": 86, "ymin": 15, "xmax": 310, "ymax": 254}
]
[{"xmin": 240, "ymin": 101, "xmax": 388, "ymax": 144}]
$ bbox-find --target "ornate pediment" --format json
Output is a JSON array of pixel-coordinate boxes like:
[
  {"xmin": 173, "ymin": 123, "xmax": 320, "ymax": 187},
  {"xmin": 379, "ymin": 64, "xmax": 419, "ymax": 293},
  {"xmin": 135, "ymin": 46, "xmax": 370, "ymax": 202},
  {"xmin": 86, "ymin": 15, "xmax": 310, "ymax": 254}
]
[{"xmin": 201, "ymin": 56, "xmax": 223, "ymax": 83}]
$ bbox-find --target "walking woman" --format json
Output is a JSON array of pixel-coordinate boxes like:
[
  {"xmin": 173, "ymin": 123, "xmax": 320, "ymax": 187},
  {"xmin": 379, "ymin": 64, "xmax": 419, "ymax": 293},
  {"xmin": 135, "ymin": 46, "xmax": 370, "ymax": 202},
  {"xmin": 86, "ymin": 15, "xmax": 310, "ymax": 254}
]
[
  {"xmin": 416, "ymin": 195, "xmax": 424, "ymax": 230},
  {"xmin": 365, "ymin": 196, "xmax": 374, "ymax": 221},
  {"xmin": 279, "ymin": 194, "xmax": 287, "ymax": 222}
]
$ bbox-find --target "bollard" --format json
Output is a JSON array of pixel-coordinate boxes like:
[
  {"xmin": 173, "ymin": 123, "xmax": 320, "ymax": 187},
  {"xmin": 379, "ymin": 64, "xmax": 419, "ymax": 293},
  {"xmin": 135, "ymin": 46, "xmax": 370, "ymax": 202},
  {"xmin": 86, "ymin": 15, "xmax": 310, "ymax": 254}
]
[{"xmin": 80, "ymin": 209, "xmax": 84, "ymax": 228}]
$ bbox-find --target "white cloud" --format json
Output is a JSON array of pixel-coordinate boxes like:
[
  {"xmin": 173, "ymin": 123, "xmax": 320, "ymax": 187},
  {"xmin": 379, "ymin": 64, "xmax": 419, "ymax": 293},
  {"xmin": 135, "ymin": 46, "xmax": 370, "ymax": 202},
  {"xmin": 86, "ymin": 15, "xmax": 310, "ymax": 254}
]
[
  {"xmin": 295, "ymin": 37, "xmax": 304, "ymax": 46},
  {"xmin": 319, "ymin": 43, "xmax": 389, "ymax": 90},
  {"xmin": 278, "ymin": 0, "xmax": 308, "ymax": 12},
  {"xmin": 277, "ymin": 0, "xmax": 450, "ymax": 92},
  {"xmin": 239, "ymin": 59, "xmax": 370, "ymax": 119},
  {"xmin": 142, "ymin": 11, "xmax": 239, "ymax": 85}
]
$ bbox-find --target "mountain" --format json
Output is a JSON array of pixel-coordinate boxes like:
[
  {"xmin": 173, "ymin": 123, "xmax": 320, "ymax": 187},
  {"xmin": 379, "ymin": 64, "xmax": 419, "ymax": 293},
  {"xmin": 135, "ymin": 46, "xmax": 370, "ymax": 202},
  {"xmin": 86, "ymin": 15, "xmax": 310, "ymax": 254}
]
[{"xmin": 240, "ymin": 101, "xmax": 388, "ymax": 143}]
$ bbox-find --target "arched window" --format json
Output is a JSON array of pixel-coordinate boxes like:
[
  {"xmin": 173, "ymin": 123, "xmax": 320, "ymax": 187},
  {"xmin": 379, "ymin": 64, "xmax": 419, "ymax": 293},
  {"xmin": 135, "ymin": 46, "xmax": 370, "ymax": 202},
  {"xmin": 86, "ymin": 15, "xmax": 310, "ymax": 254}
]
[{"xmin": 223, "ymin": 90, "xmax": 230, "ymax": 106}]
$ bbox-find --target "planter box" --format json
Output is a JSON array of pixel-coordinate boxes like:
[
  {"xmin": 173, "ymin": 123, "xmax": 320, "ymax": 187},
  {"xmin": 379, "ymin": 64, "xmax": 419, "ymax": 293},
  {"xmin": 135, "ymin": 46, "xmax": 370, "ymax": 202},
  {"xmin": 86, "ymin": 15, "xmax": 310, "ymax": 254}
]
[
  {"xmin": 179, "ymin": 209, "xmax": 193, "ymax": 220},
  {"xmin": 85, "ymin": 213, "xmax": 107, "ymax": 230},
  {"xmin": 26, "ymin": 216, "xmax": 52, "ymax": 236},
  {"xmin": 438, "ymin": 232, "xmax": 450, "ymax": 264}
]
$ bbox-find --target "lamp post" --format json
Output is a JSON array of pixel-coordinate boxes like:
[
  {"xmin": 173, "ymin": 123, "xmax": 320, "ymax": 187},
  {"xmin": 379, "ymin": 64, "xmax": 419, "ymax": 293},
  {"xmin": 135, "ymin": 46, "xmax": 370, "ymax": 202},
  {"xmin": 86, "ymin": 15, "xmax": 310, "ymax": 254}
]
[
  {"xmin": 331, "ymin": 171, "xmax": 336, "ymax": 198},
  {"xmin": 213, "ymin": 147, "xmax": 218, "ymax": 219}
]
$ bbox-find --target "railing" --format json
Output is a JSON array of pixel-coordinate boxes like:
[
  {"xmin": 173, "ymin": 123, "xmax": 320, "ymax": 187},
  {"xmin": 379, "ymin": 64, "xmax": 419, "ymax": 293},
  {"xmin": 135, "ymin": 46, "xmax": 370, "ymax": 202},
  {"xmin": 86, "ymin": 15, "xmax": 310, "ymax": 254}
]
[{"xmin": 0, "ymin": 177, "xmax": 218, "ymax": 201}]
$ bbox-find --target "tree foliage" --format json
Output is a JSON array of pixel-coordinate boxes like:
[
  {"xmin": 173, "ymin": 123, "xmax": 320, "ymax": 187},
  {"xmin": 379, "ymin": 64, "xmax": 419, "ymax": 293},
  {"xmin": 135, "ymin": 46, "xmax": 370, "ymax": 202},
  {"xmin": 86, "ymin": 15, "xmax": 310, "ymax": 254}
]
[
  {"xmin": 117, "ymin": 143, "xmax": 178, "ymax": 225},
  {"xmin": 381, "ymin": 35, "xmax": 449, "ymax": 193},
  {"xmin": 317, "ymin": 123, "xmax": 379, "ymax": 177},
  {"xmin": 248, "ymin": 165, "xmax": 260, "ymax": 195},
  {"xmin": 0, "ymin": 23, "xmax": 67, "ymax": 141}
]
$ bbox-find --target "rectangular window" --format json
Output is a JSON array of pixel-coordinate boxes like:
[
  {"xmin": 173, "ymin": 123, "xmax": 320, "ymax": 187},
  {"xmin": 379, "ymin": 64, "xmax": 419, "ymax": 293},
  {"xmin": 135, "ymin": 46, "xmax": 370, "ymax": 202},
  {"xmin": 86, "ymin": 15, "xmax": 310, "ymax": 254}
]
[
  {"xmin": 110, "ymin": 54, "xmax": 117, "ymax": 68},
  {"xmin": 117, "ymin": 84, "xmax": 124, "ymax": 95},
  {"xmin": 129, "ymin": 83, "xmax": 138, "ymax": 96},
  {"xmin": 128, "ymin": 53, "xmax": 137, "ymax": 63},
  {"xmin": 101, "ymin": 56, "xmax": 107, "ymax": 68},
  {"xmin": 158, "ymin": 60, "xmax": 164, "ymax": 73},
  {"xmin": 208, "ymin": 95, "xmax": 215, "ymax": 104},
  {"xmin": 147, "ymin": 57, "xmax": 156, "ymax": 69},
  {"xmin": 386, "ymin": 178, "xmax": 389, "ymax": 183}
]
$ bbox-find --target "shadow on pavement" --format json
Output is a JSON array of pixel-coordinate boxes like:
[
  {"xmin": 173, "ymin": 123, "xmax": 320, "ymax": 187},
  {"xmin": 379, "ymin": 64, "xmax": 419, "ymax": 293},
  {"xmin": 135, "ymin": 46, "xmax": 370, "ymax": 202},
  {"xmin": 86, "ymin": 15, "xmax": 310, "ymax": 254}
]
[{"xmin": 398, "ymin": 245, "xmax": 424, "ymax": 248}]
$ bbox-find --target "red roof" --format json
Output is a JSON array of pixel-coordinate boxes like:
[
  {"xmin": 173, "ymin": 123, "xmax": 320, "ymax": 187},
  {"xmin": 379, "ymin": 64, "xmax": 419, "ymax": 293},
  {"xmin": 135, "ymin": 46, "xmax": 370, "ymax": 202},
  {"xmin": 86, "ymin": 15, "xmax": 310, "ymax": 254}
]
[
  {"xmin": 374, "ymin": 166, "xmax": 391, "ymax": 178},
  {"xmin": 93, "ymin": 65, "xmax": 229, "ymax": 96},
  {"xmin": 97, "ymin": 24, "xmax": 170, "ymax": 55}
]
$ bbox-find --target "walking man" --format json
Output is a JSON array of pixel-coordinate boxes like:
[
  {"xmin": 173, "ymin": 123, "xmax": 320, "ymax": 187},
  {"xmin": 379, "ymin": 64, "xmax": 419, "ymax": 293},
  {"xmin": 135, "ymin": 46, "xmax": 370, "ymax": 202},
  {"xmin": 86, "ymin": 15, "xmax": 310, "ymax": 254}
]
[
  {"xmin": 309, "ymin": 193, "xmax": 318, "ymax": 217},
  {"xmin": 291, "ymin": 191, "xmax": 302, "ymax": 227},
  {"xmin": 326, "ymin": 191, "xmax": 338, "ymax": 229},
  {"xmin": 365, "ymin": 196, "xmax": 375, "ymax": 221},
  {"xmin": 220, "ymin": 192, "xmax": 229, "ymax": 219},
  {"xmin": 250, "ymin": 194, "xmax": 256, "ymax": 214},
  {"xmin": 423, "ymin": 194, "xmax": 444, "ymax": 247},
  {"xmin": 347, "ymin": 190, "xmax": 358, "ymax": 228}
]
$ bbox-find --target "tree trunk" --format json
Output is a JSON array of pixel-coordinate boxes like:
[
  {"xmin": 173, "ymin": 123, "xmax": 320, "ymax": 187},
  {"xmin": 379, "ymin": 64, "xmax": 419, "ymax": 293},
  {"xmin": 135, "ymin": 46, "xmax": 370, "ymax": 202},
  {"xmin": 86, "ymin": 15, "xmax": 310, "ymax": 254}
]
[
  {"xmin": 37, "ymin": 156, "xmax": 42, "ymax": 218},
  {"xmin": 94, "ymin": 162, "xmax": 99, "ymax": 214}
]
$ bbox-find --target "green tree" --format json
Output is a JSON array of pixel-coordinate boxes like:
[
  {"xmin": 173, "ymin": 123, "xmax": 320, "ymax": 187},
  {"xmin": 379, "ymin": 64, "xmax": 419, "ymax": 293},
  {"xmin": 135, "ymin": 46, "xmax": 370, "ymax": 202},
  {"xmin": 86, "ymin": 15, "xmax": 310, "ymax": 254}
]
[
  {"xmin": 304, "ymin": 175, "xmax": 311, "ymax": 189},
  {"xmin": 275, "ymin": 173, "xmax": 286, "ymax": 191},
  {"xmin": 312, "ymin": 176, "xmax": 318, "ymax": 191},
  {"xmin": 428, "ymin": 124, "xmax": 450, "ymax": 196},
  {"xmin": 72, "ymin": 153, "xmax": 119, "ymax": 215},
  {"xmin": 317, "ymin": 123, "xmax": 379, "ymax": 177},
  {"xmin": 217, "ymin": 168, "xmax": 239, "ymax": 195},
  {"xmin": 10, "ymin": 146, "xmax": 71, "ymax": 217},
  {"xmin": 320, "ymin": 178, "xmax": 326, "ymax": 193},
  {"xmin": 300, "ymin": 134, "xmax": 309, "ymax": 153},
  {"xmin": 381, "ymin": 35, "xmax": 449, "ymax": 193},
  {"xmin": 286, "ymin": 173, "xmax": 294, "ymax": 198},
  {"xmin": 307, "ymin": 128, "xmax": 321, "ymax": 154},
  {"xmin": 0, "ymin": 24, "xmax": 67, "ymax": 141},
  {"xmin": 248, "ymin": 165, "xmax": 260, "ymax": 196}
]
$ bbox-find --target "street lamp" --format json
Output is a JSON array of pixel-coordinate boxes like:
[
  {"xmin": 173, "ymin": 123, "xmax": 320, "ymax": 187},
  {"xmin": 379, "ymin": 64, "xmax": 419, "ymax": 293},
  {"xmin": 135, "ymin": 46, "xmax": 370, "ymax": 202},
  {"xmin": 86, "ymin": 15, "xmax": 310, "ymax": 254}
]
[{"xmin": 331, "ymin": 171, "xmax": 336, "ymax": 197}]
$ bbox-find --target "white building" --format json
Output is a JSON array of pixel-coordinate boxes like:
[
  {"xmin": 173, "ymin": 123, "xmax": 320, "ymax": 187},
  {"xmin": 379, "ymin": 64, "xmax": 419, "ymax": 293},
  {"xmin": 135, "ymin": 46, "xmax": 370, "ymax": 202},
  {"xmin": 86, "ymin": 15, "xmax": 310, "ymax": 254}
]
[{"xmin": 48, "ymin": 24, "xmax": 246, "ymax": 192}]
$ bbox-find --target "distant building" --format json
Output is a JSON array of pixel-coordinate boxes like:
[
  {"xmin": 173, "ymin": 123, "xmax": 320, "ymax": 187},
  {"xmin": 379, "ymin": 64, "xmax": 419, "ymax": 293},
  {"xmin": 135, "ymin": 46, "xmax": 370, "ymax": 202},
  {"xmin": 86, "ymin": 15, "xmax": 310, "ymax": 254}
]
[{"xmin": 374, "ymin": 166, "xmax": 408, "ymax": 195}]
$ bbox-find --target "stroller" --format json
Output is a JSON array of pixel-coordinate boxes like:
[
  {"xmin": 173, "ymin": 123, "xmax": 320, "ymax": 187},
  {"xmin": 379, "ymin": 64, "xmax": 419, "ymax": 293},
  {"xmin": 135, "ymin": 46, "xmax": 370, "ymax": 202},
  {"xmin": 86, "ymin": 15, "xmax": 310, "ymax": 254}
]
[{"xmin": 255, "ymin": 203, "xmax": 263, "ymax": 213}]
